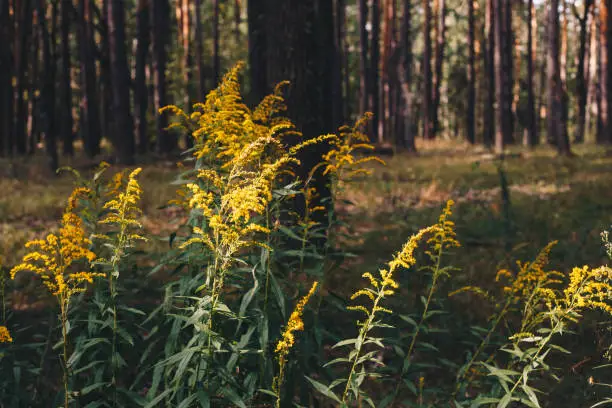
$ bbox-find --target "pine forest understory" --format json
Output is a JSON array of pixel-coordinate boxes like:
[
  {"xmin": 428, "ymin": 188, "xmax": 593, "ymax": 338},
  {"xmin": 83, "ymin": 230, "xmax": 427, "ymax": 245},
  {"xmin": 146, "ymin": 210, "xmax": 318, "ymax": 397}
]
[{"xmin": 3, "ymin": 1, "xmax": 612, "ymax": 407}]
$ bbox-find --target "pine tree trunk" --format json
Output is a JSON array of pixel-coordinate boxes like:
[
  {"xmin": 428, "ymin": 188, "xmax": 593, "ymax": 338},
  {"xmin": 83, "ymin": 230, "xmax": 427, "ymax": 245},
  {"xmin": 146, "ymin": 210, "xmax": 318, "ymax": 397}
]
[
  {"xmin": 599, "ymin": 0, "xmax": 612, "ymax": 144},
  {"xmin": 14, "ymin": 0, "xmax": 32, "ymax": 155},
  {"xmin": 213, "ymin": 0, "xmax": 220, "ymax": 84},
  {"xmin": 135, "ymin": 0, "xmax": 150, "ymax": 153},
  {"xmin": 525, "ymin": 0, "xmax": 538, "ymax": 146},
  {"xmin": 422, "ymin": 0, "xmax": 433, "ymax": 140},
  {"xmin": 0, "ymin": 0, "xmax": 12, "ymax": 156},
  {"xmin": 398, "ymin": 0, "xmax": 415, "ymax": 151},
  {"xmin": 432, "ymin": 0, "xmax": 446, "ymax": 138},
  {"xmin": 194, "ymin": 0, "xmax": 205, "ymax": 99},
  {"xmin": 78, "ymin": 0, "xmax": 101, "ymax": 157},
  {"xmin": 37, "ymin": 0, "xmax": 58, "ymax": 171},
  {"xmin": 152, "ymin": 0, "xmax": 174, "ymax": 153},
  {"xmin": 60, "ymin": 0, "xmax": 73, "ymax": 155},
  {"xmin": 370, "ymin": 0, "xmax": 381, "ymax": 142},
  {"xmin": 358, "ymin": 0, "xmax": 369, "ymax": 117},
  {"xmin": 575, "ymin": 0, "xmax": 594, "ymax": 143},
  {"xmin": 548, "ymin": 0, "xmax": 572, "ymax": 155},
  {"xmin": 107, "ymin": 0, "xmax": 135, "ymax": 164},
  {"xmin": 332, "ymin": 0, "xmax": 345, "ymax": 128},
  {"xmin": 494, "ymin": 0, "xmax": 505, "ymax": 152},
  {"xmin": 466, "ymin": 0, "xmax": 475, "ymax": 144},
  {"xmin": 484, "ymin": 0, "xmax": 495, "ymax": 147}
]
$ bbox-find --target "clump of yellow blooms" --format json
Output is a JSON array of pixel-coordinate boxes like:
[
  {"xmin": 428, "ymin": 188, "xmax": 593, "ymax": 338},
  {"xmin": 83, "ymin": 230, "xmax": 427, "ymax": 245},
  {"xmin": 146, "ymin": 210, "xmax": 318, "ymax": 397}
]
[
  {"xmin": 273, "ymin": 281, "xmax": 318, "ymax": 408},
  {"xmin": 321, "ymin": 112, "xmax": 385, "ymax": 182},
  {"xmin": 564, "ymin": 265, "xmax": 612, "ymax": 314},
  {"xmin": 95, "ymin": 168, "xmax": 146, "ymax": 269},
  {"xmin": 426, "ymin": 199, "xmax": 461, "ymax": 256},
  {"xmin": 275, "ymin": 281, "xmax": 319, "ymax": 355},
  {"xmin": 10, "ymin": 187, "xmax": 100, "ymax": 299},
  {"xmin": 0, "ymin": 325, "xmax": 12, "ymax": 343}
]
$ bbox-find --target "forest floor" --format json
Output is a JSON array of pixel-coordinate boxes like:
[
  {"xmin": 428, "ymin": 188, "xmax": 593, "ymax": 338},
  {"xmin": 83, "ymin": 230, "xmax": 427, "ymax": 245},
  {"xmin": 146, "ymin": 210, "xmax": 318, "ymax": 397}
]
[{"xmin": 2, "ymin": 141, "xmax": 612, "ymax": 280}]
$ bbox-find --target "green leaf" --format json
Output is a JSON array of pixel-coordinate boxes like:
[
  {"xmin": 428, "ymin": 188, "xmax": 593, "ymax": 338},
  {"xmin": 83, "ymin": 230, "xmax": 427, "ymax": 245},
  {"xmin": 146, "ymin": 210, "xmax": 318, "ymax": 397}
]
[{"xmin": 305, "ymin": 377, "xmax": 342, "ymax": 404}]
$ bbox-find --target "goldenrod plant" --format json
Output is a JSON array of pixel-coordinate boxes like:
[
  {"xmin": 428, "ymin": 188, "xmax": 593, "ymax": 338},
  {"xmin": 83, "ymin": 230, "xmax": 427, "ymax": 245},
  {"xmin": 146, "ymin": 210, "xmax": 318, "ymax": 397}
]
[{"xmin": 10, "ymin": 187, "xmax": 101, "ymax": 407}]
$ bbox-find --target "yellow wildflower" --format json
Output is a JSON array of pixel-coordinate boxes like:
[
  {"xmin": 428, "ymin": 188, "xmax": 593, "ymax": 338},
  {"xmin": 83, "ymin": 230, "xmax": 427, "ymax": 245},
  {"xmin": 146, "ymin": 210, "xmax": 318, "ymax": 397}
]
[
  {"xmin": 427, "ymin": 200, "xmax": 460, "ymax": 254},
  {"xmin": 0, "ymin": 326, "xmax": 12, "ymax": 343},
  {"xmin": 564, "ymin": 265, "xmax": 612, "ymax": 314},
  {"xmin": 11, "ymin": 187, "xmax": 101, "ymax": 299},
  {"xmin": 275, "ymin": 282, "xmax": 319, "ymax": 355}
]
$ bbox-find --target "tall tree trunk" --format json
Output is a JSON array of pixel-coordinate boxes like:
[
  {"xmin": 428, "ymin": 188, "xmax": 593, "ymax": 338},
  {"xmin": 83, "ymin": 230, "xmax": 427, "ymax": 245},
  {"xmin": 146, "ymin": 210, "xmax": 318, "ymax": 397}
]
[
  {"xmin": 38, "ymin": 0, "xmax": 58, "ymax": 171},
  {"xmin": 332, "ymin": 0, "xmax": 345, "ymax": 128},
  {"xmin": 398, "ymin": 0, "xmax": 416, "ymax": 151},
  {"xmin": 78, "ymin": 0, "xmax": 101, "ymax": 157},
  {"xmin": 503, "ymin": 0, "xmax": 514, "ymax": 141},
  {"xmin": 100, "ymin": 0, "xmax": 112, "ymax": 144},
  {"xmin": 484, "ymin": 0, "xmax": 495, "ymax": 147},
  {"xmin": 152, "ymin": 0, "xmax": 174, "ymax": 153},
  {"xmin": 60, "ymin": 0, "xmax": 73, "ymax": 155},
  {"xmin": 586, "ymin": 4, "xmax": 598, "ymax": 138},
  {"xmin": 494, "ymin": 0, "xmax": 506, "ymax": 152},
  {"xmin": 194, "ymin": 0, "xmax": 205, "ymax": 99},
  {"xmin": 432, "ymin": 0, "xmax": 446, "ymax": 138},
  {"xmin": 135, "ymin": 0, "xmax": 150, "ymax": 153},
  {"xmin": 264, "ymin": 0, "xmax": 335, "ymax": 239},
  {"xmin": 466, "ymin": 0, "xmax": 475, "ymax": 144},
  {"xmin": 234, "ymin": 0, "xmax": 241, "ymax": 45},
  {"xmin": 422, "ymin": 0, "xmax": 433, "ymax": 140},
  {"xmin": 0, "ymin": 0, "xmax": 12, "ymax": 156},
  {"xmin": 575, "ymin": 0, "xmax": 594, "ymax": 143},
  {"xmin": 599, "ymin": 0, "xmax": 612, "ymax": 144},
  {"xmin": 14, "ymin": 0, "xmax": 32, "ymax": 155},
  {"xmin": 213, "ymin": 0, "xmax": 220, "ymax": 84},
  {"xmin": 358, "ymin": 0, "xmax": 369, "ymax": 116},
  {"xmin": 548, "ymin": 0, "xmax": 571, "ymax": 155},
  {"xmin": 107, "ymin": 0, "xmax": 135, "ymax": 164},
  {"xmin": 525, "ymin": 0, "xmax": 538, "ymax": 146},
  {"xmin": 370, "ymin": 0, "xmax": 381, "ymax": 142}
]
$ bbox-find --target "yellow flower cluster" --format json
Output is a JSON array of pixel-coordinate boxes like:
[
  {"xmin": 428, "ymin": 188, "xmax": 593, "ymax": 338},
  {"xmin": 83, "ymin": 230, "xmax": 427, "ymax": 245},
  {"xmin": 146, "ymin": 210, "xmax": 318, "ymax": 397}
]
[
  {"xmin": 321, "ymin": 113, "xmax": 386, "ymax": 181},
  {"xmin": 495, "ymin": 241, "xmax": 563, "ymax": 301},
  {"xmin": 275, "ymin": 282, "xmax": 319, "ymax": 356},
  {"xmin": 10, "ymin": 188, "xmax": 100, "ymax": 299},
  {"xmin": 427, "ymin": 199, "xmax": 461, "ymax": 255},
  {"xmin": 564, "ymin": 265, "xmax": 612, "ymax": 314},
  {"xmin": 99, "ymin": 168, "xmax": 144, "ymax": 232},
  {"xmin": 348, "ymin": 226, "xmax": 436, "ymax": 316},
  {"xmin": 0, "ymin": 325, "xmax": 12, "ymax": 343}
]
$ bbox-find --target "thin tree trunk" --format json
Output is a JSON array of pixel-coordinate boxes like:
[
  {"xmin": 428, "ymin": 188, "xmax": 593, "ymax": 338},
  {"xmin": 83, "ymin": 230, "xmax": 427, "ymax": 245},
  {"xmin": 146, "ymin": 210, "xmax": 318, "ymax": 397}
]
[
  {"xmin": 0, "ymin": 0, "xmax": 12, "ymax": 156},
  {"xmin": 494, "ymin": 0, "xmax": 506, "ymax": 152},
  {"xmin": 78, "ymin": 0, "xmax": 101, "ymax": 157},
  {"xmin": 484, "ymin": 0, "xmax": 495, "ymax": 147},
  {"xmin": 358, "ymin": 0, "xmax": 370, "ymax": 116},
  {"xmin": 14, "ymin": 0, "xmax": 32, "ymax": 155},
  {"xmin": 194, "ymin": 0, "xmax": 205, "ymax": 99},
  {"xmin": 213, "ymin": 0, "xmax": 220, "ymax": 84},
  {"xmin": 575, "ymin": 0, "xmax": 594, "ymax": 143},
  {"xmin": 466, "ymin": 0, "xmax": 475, "ymax": 144},
  {"xmin": 397, "ymin": 0, "xmax": 415, "ymax": 151},
  {"xmin": 152, "ymin": 0, "xmax": 174, "ymax": 153},
  {"xmin": 235, "ymin": 0, "xmax": 241, "ymax": 45},
  {"xmin": 333, "ymin": 0, "xmax": 345, "ymax": 128},
  {"xmin": 422, "ymin": 0, "xmax": 433, "ymax": 140},
  {"xmin": 370, "ymin": 0, "xmax": 381, "ymax": 142},
  {"xmin": 135, "ymin": 0, "xmax": 150, "ymax": 153},
  {"xmin": 599, "ymin": 0, "xmax": 612, "ymax": 144},
  {"xmin": 38, "ymin": 0, "xmax": 58, "ymax": 171},
  {"xmin": 107, "ymin": 0, "xmax": 135, "ymax": 164},
  {"xmin": 432, "ymin": 0, "xmax": 446, "ymax": 138},
  {"xmin": 548, "ymin": 0, "xmax": 571, "ymax": 155},
  {"xmin": 525, "ymin": 0, "xmax": 538, "ymax": 146},
  {"xmin": 60, "ymin": 0, "xmax": 73, "ymax": 155}
]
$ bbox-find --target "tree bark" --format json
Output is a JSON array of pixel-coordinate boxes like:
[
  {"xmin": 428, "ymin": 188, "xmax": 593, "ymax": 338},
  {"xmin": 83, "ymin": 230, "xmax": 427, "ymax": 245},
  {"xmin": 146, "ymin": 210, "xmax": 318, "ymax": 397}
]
[
  {"xmin": 422, "ymin": 0, "xmax": 433, "ymax": 140},
  {"xmin": 194, "ymin": 0, "xmax": 205, "ymax": 100},
  {"xmin": 107, "ymin": 0, "xmax": 135, "ymax": 164},
  {"xmin": 0, "ymin": 0, "xmax": 12, "ymax": 156},
  {"xmin": 60, "ymin": 0, "xmax": 73, "ymax": 155},
  {"xmin": 14, "ymin": 0, "xmax": 32, "ymax": 155},
  {"xmin": 548, "ymin": 0, "xmax": 572, "ymax": 155},
  {"xmin": 575, "ymin": 0, "xmax": 594, "ymax": 143},
  {"xmin": 370, "ymin": 0, "xmax": 381, "ymax": 142},
  {"xmin": 78, "ymin": 0, "xmax": 101, "ymax": 157},
  {"xmin": 484, "ymin": 0, "xmax": 495, "ymax": 147},
  {"xmin": 358, "ymin": 0, "xmax": 370, "ymax": 118},
  {"xmin": 599, "ymin": 0, "xmax": 612, "ymax": 144},
  {"xmin": 525, "ymin": 0, "xmax": 538, "ymax": 146},
  {"xmin": 398, "ymin": 0, "xmax": 416, "ymax": 151},
  {"xmin": 135, "ymin": 0, "xmax": 150, "ymax": 153},
  {"xmin": 432, "ymin": 0, "xmax": 446, "ymax": 138},
  {"xmin": 213, "ymin": 0, "xmax": 220, "ymax": 84},
  {"xmin": 152, "ymin": 0, "xmax": 174, "ymax": 153},
  {"xmin": 466, "ymin": 0, "xmax": 475, "ymax": 144}
]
